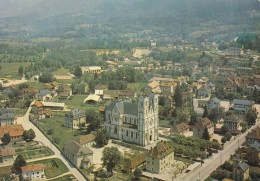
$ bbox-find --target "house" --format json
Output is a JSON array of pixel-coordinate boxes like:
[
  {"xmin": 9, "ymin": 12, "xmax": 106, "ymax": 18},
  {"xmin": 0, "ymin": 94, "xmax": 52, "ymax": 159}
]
[
  {"xmin": 104, "ymin": 94, "xmax": 159, "ymax": 146},
  {"xmin": 160, "ymin": 83, "xmax": 174, "ymax": 94},
  {"xmin": 207, "ymin": 82, "xmax": 215, "ymax": 92},
  {"xmin": 58, "ymin": 84, "xmax": 72, "ymax": 98},
  {"xmin": 122, "ymin": 151, "xmax": 148, "ymax": 173},
  {"xmin": 21, "ymin": 164, "xmax": 46, "ymax": 181},
  {"xmin": 2, "ymin": 87, "xmax": 13, "ymax": 100},
  {"xmin": 232, "ymin": 159, "xmax": 250, "ymax": 181},
  {"xmin": 193, "ymin": 118, "xmax": 214, "ymax": 139},
  {"xmin": 232, "ymin": 99, "xmax": 254, "ymax": 111},
  {"xmin": 197, "ymin": 85, "xmax": 211, "ymax": 97},
  {"xmin": 31, "ymin": 102, "xmax": 44, "ymax": 114},
  {"xmin": 41, "ymin": 102, "xmax": 67, "ymax": 110},
  {"xmin": 246, "ymin": 142, "xmax": 260, "ymax": 166},
  {"xmin": 75, "ymin": 134, "xmax": 96, "ymax": 147},
  {"xmin": 45, "ymin": 81, "xmax": 59, "ymax": 90},
  {"xmin": 246, "ymin": 126, "xmax": 260, "ymax": 143},
  {"xmin": 81, "ymin": 66, "xmax": 101, "ymax": 74},
  {"xmin": 63, "ymin": 139, "xmax": 93, "ymax": 168},
  {"xmin": 224, "ymin": 114, "xmax": 242, "ymax": 132},
  {"xmin": 103, "ymin": 90, "xmax": 135, "ymax": 100},
  {"xmin": 64, "ymin": 109, "xmax": 86, "ymax": 129},
  {"xmin": 0, "ymin": 108, "xmax": 15, "ymax": 126},
  {"xmin": 0, "ymin": 146, "xmax": 15, "ymax": 164},
  {"xmin": 207, "ymin": 97, "xmax": 221, "ymax": 110},
  {"xmin": 36, "ymin": 89, "xmax": 51, "ymax": 101},
  {"xmin": 95, "ymin": 84, "xmax": 108, "ymax": 96},
  {"xmin": 170, "ymin": 122, "xmax": 190, "ymax": 135},
  {"xmin": 20, "ymin": 88, "xmax": 39, "ymax": 99},
  {"xmin": 146, "ymin": 81, "xmax": 161, "ymax": 93},
  {"xmin": 149, "ymin": 77, "xmax": 176, "ymax": 84},
  {"xmin": 0, "ymin": 124, "xmax": 24, "ymax": 142},
  {"xmin": 218, "ymin": 68, "xmax": 236, "ymax": 74},
  {"xmin": 146, "ymin": 141, "xmax": 174, "ymax": 174}
]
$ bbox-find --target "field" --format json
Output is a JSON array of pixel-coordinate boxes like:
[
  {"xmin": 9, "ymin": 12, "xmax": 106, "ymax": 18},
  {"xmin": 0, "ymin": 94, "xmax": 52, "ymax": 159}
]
[
  {"xmin": 80, "ymin": 49, "xmax": 120, "ymax": 55},
  {"xmin": 0, "ymin": 62, "xmax": 32, "ymax": 79},
  {"xmin": 133, "ymin": 48, "xmax": 151, "ymax": 58},
  {"xmin": 198, "ymin": 100, "xmax": 207, "ymax": 107},
  {"xmin": 51, "ymin": 174, "xmax": 75, "ymax": 181},
  {"xmin": 30, "ymin": 37, "xmax": 61, "ymax": 43},
  {"xmin": 0, "ymin": 158, "xmax": 68, "ymax": 179},
  {"xmin": 52, "ymin": 67, "xmax": 70, "ymax": 76},
  {"xmin": 35, "ymin": 116, "xmax": 86, "ymax": 149}
]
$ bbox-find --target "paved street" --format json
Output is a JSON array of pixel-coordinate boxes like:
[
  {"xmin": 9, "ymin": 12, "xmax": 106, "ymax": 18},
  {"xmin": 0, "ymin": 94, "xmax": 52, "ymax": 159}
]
[
  {"xmin": 16, "ymin": 103, "xmax": 87, "ymax": 181},
  {"xmin": 182, "ymin": 119, "xmax": 260, "ymax": 181}
]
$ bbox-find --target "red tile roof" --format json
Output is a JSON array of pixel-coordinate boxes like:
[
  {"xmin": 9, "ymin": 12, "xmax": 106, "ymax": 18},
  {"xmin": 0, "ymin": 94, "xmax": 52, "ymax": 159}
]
[
  {"xmin": 147, "ymin": 141, "xmax": 174, "ymax": 159},
  {"xmin": 21, "ymin": 164, "xmax": 44, "ymax": 172},
  {"xmin": 0, "ymin": 124, "xmax": 24, "ymax": 138}
]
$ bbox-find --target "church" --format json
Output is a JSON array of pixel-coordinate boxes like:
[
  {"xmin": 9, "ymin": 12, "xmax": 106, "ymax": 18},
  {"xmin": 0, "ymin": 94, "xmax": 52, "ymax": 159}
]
[{"xmin": 104, "ymin": 94, "xmax": 159, "ymax": 146}]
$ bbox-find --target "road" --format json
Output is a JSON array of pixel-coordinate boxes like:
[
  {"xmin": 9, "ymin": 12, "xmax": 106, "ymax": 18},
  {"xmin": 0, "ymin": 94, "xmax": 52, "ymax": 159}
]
[
  {"xmin": 3, "ymin": 75, "xmax": 28, "ymax": 87},
  {"xmin": 193, "ymin": 96, "xmax": 210, "ymax": 116},
  {"xmin": 183, "ymin": 119, "xmax": 260, "ymax": 181},
  {"xmin": 16, "ymin": 103, "xmax": 87, "ymax": 181}
]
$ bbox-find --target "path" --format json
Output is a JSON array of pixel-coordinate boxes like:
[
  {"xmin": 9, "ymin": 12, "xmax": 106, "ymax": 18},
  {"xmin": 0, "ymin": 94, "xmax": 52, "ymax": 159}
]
[
  {"xmin": 3, "ymin": 75, "xmax": 28, "ymax": 87},
  {"xmin": 16, "ymin": 102, "xmax": 87, "ymax": 181},
  {"xmin": 47, "ymin": 171, "xmax": 72, "ymax": 180}
]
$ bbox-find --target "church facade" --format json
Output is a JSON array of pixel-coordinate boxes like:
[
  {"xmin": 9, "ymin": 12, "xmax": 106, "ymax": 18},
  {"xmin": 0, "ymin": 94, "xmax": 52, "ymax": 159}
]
[{"xmin": 104, "ymin": 94, "xmax": 159, "ymax": 146}]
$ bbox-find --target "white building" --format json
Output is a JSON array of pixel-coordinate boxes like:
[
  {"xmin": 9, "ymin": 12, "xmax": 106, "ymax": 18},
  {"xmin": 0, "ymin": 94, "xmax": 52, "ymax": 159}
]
[
  {"xmin": 207, "ymin": 97, "xmax": 221, "ymax": 110},
  {"xmin": 64, "ymin": 109, "xmax": 86, "ymax": 129},
  {"xmin": 21, "ymin": 164, "xmax": 46, "ymax": 181},
  {"xmin": 104, "ymin": 94, "xmax": 159, "ymax": 146},
  {"xmin": 81, "ymin": 66, "xmax": 101, "ymax": 74}
]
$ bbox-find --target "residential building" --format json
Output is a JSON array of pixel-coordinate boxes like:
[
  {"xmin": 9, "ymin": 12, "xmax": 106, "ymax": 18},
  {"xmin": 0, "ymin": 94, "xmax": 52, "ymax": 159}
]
[
  {"xmin": 146, "ymin": 81, "xmax": 161, "ymax": 93},
  {"xmin": 146, "ymin": 141, "xmax": 174, "ymax": 174},
  {"xmin": 0, "ymin": 108, "xmax": 15, "ymax": 126},
  {"xmin": 0, "ymin": 124, "xmax": 24, "ymax": 142},
  {"xmin": 207, "ymin": 82, "xmax": 215, "ymax": 91},
  {"xmin": 36, "ymin": 89, "xmax": 51, "ymax": 101},
  {"xmin": 58, "ymin": 84, "xmax": 72, "ymax": 98},
  {"xmin": 122, "ymin": 151, "xmax": 148, "ymax": 173},
  {"xmin": 75, "ymin": 134, "xmax": 96, "ymax": 147},
  {"xmin": 21, "ymin": 164, "xmax": 46, "ymax": 181},
  {"xmin": 193, "ymin": 118, "xmax": 214, "ymax": 139},
  {"xmin": 81, "ymin": 66, "xmax": 101, "ymax": 74},
  {"xmin": 63, "ymin": 139, "xmax": 93, "ymax": 168},
  {"xmin": 233, "ymin": 99, "xmax": 254, "ymax": 111},
  {"xmin": 103, "ymin": 90, "xmax": 135, "ymax": 100},
  {"xmin": 64, "ymin": 109, "xmax": 86, "ymax": 129},
  {"xmin": 45, "ymin": 81, "xmax": 59, "ymax": 90},
  {"xmin": 246, "ymin": 142, "xmax": 260, "ymax": 166},
  {"xmin": 232, "ymin": 159, "xmax": 250, "ymax": 181},
  {"xmin": 20, "ymin": 88, "xmax": 39, "ymax": 99},
  {"xmin": 95, "ymin": 84, "xmax": 108, "ymax": 96},
  {"xmin": 197, "ymin": 85, "xmax": 211, "ymax": 97},
  {"xmin": 0, "ymin": 146, "xmax": 15, "ymax": 164},
  {"xmin": 246, "ymin": 126, "xmax": 260, "ymax": 143},
  {"xmin": 170, "ymin": 122, "xmax": 190, "ymax": 135},
  {"xmin": 224, "ymin": 114, "xmax": 242, "ymax": 132},
  {"xmin": 207, "ymin": 97, "xmax": 221, "ymax": 110},
  {"xmin": 104, "ymin": 94, "xmax": 159, "ymax": 146},
  {"xmin": 2, "ymin": 87, "xmax": 13, "ymax": 100},
  {"xmin": 160, "ymin": 83, "xmax": 174, "ymax": 94}
]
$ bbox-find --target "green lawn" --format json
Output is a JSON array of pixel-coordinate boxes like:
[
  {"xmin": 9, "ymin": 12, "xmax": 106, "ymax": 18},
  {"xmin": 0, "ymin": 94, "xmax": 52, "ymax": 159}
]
[
  {"xmin": 17, "ymin": 147, "xmax": 54, "ymax": 160},
  {"xmin": 50, "ymin": 174, "xmax": 75, "ymax": 181},
  {"xmin": 52, "ymin": 67, "xmax": 70, "ymax": 76},
  {"xmin": 127, "ymin": 82, "xmax": 147, "ymax": 92},
  {"xmin": 0, "ymin": 62, "xmax": 32, "ymax": 79},
  {"xmin": 159, "ymin": 119, "xmax": 171, "ymax": 127},
  {"xmin": 35, "ymin": 116, "xmax": 86, "ymax": 149},
  {"xmin": 0, "ymin": 158, "xmax": 68, "ymax": 179}
]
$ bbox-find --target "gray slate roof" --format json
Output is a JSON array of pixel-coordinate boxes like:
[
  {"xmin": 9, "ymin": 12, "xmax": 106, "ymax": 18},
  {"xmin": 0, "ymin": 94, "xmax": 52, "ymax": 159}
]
[
  {"xmin": 0, "ymin": 113, "xmax": 15, "ymax": 120},
  {"xmin": 238, "ymin": 161, "xmax": 250, "ymax": 172},
  {"xmin": 38, "ymin": 89, "xmax": 50, "ymax": 96},
  {"xmin": 106, "ymin": 100, "xmax": 138, "ymax": 116},
  {"xmin": 210, "ymin": 97, "xmax": 221, "ymax": 104},
  {"xmin": 63, "ymin": 140, "xmax": 93, "ymax": 156},
  {"xmin": 233, "ymin": 99, "xmax": 254, "ymax": 106},
  {"xmin": 2, "ymin": 88, "xmax": 12, "ymax": 94},
  {"xmin": 249, "ymin": 142, "xmax": 260, "ymax": 152},
  {"xmin": 1, "ymin": 108, "xmax": 14, "ymax": 114},
  {"xmin": 69, "ymin": 109, "xmax": 85, "ymax": 118}
]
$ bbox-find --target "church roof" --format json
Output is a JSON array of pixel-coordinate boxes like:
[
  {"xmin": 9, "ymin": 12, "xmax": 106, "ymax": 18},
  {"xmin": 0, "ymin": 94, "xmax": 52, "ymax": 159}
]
[{"xmin": 107, "ymin": 101, "xmax": 138, "ymax": 116}]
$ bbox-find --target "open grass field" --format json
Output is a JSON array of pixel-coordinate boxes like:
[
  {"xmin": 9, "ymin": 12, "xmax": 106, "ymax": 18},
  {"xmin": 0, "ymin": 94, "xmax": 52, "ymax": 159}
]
[
  {"xmin": 198, "ymin": 100, "xmax": 207, "ymax": 107},
  {"xmin": 30, "ymin": 37, "xmax": 61, "ymax": 43},
  {"xmin": 0, "ymin": 158, "xmax": 68, "ymax": 179},
  {"xmin": 51, "ymin": 174, "xmax": 75, "ymax": 181},
  {"xmin": 0, "ymin": 62, "xmax": 32, "ymax": 79},
  {"xmin": 52, "ymin": 67, "xmax": 70, "ymax": 76},
  {"xmin": 36, "ymin": 116, "xmax": 86, "ymax": 149}
]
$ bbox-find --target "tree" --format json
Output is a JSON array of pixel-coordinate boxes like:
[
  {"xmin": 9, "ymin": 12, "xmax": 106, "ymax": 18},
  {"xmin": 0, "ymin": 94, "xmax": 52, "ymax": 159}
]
[
  {"xmin": 224, "ymin": 132, "xmax": 232, "ymax": 141},
  {"xmin": 95, "ymin": 128, "xmax": 110, "ymax": 147},
  {"xmin": 18, "ymin": 66, "xmax": 24, "ymax": 75},
  {"xmin": 134, "ymin": 168, "xmax": 142, "ymax": 180},
  {"xmin": 203, "ymin": 105, "xmax": 208, "ymax": 118},
  {"xmin": 1, "ymin": 133, "xmax": 11, "ymax": 145},
  {"xmin": 189, "ymin": 111, "xmax": 198, "ymax": 125},
  {"xmin": 246, "ymin": 109, "xmax": 257, "ymax": 125},
  {"xmin": 11, "ymin": 154, "xmax": 26, "ymax": 174},
  {"xmin": 240, "ymin": 121, "xmax": 248, "ymax": 133},
  {"xmin": 101, "ymin": 146, "xmax": 121, "ymax": 173},
  {"xmin": 174, "ymin": 83, "xmax": 182, "ymax": 107},
  {"xmin": 220, "ymin": 125, "xmax": 229, "ymax": 134},
  {"xmin": 202, "ymin": 128, "xmax": 210, "ymax": 140},
  {"xmin": 209, "ymin": 107, "xmax": 225, "ymax": 123},
  {"xmin": 39, "ymin": 72, "xmax": 55, "ymax": 83},
  {"xmin": 86, "ymin": 110, "xmax": 102, "ymax": 132},
  {"xmin": 74, "ymin": 66, "xmax": 82, "ymax": 78},
  {"xmin": 23, "ymin": 129, "xmax": 36, "ymax": 141}
]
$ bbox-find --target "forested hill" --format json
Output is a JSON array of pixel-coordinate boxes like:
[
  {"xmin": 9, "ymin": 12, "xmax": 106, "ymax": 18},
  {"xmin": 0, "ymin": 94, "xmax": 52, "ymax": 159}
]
[{"xmin": 0, "ymin": 0, "xmax": 259, "ymax": 42}]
